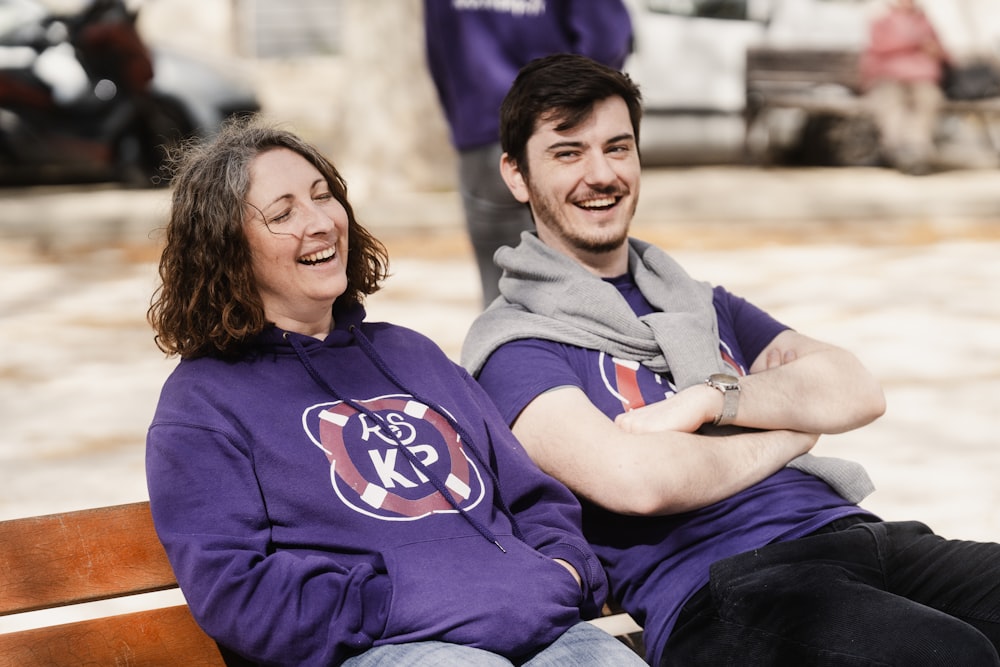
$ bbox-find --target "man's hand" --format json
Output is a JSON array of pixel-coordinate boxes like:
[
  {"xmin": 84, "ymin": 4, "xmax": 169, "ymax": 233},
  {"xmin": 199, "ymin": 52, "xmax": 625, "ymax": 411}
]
[
  {"xmin": 616, "ymin": 344, "xmax": 801, "ymax": 435},
  {"xmin": 615, "ymin": 383, "xmax": 721, "ymax": 434},
  {"xmin": 744, "ymin": 330, "xmax": 885, "ymax": 434},
  {"xmin": 764, "ymin": 347, "xmax": 797, "ymax": 369},
  {"xmin": 619, "ymin": 330, "xmax": 886, "ymax": 437}
]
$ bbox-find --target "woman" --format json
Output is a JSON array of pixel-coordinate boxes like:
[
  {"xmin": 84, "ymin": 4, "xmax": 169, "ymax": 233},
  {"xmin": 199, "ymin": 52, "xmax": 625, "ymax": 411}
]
[{"xmin": 146, "ymin": 116, "xmax": 642, "ymax": 666}]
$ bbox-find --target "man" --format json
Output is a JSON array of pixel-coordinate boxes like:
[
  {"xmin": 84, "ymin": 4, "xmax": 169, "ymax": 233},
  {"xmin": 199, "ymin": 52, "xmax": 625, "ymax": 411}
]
[
  {"xmin": 860, "ymin": 0, "xmax": 948, "ymax": 174},
  {"xmin": 423, "ymin": 0, "xmax": 632, "ymax": 307},
  {"xmin": 462, "ymin": 53, "xmax": 1000, "ymax": 666}
]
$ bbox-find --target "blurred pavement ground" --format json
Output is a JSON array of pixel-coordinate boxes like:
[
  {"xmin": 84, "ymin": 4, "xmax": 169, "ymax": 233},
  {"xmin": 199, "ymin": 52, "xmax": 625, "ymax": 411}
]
[
  {"xmin": 1, "ymin": 165, "xmax": 999, "ymax": 630},
  {"xmin": 2, "ymin": 165, "xmax": 1000, "ymax": 249}
]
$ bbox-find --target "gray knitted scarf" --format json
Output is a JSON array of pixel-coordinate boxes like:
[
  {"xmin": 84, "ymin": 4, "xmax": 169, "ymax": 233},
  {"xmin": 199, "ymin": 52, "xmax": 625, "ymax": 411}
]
[
  {"xmin": 462, "ymin": 233, "xmax": 725, "ymax": 387},
  {"xmin": 461, "ymin": 233, "xmax": 874, "ymax": 504}
]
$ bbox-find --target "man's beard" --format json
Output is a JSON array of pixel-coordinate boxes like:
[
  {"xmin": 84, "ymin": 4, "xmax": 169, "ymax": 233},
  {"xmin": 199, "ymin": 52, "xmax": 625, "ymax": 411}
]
[
  {"xmin": 576, "ymin": 232, "xmax": 627, "ymax": 255},
  {"xmin": 527, "ymin": 182, "xmax": 634, "ymax": 255}
]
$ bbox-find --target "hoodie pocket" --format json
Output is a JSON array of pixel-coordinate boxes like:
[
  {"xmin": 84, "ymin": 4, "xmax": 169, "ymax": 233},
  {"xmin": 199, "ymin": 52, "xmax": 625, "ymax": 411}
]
[{"xmin": 377, "ymin": 534, "xmax": 582, "ymax": 656}]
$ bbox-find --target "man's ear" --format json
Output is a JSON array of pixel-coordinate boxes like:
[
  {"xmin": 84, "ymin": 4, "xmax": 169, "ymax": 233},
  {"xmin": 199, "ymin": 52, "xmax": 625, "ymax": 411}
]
[{"xmin": 500, "ymin": 153, "xmax": 530, "ymax": 204}]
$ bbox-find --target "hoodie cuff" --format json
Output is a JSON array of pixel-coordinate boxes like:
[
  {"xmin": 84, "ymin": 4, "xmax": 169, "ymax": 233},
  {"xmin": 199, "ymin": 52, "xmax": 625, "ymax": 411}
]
[
  {"xmin": 358, "ymin": 573, "xmax": 392, "ymax": 642},
  {"xmin": 539, "ymin": 541, "xmax": 608, "ymax": 618}
]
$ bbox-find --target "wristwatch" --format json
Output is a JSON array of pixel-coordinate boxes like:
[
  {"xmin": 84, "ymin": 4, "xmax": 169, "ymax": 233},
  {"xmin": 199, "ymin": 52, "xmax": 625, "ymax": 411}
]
[{"xmin": 705, "ymin": 373, "xmax": 741, "ymax": 427}]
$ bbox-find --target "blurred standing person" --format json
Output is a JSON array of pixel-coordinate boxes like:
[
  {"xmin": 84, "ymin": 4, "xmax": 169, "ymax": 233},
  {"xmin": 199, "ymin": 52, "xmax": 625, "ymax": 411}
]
[
  {"xmin": 423, "ymin": 0, "xmax": 632, "ymax": 307},
  {"xmin": 860, "ymin": 0, "xmax": 949, "ymax": 175}
]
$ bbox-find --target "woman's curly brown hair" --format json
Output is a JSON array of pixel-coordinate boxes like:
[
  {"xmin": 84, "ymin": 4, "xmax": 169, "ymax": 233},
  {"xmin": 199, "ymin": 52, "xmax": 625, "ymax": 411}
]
[{"xmin": 148, "ymin": 115, "xmax": 389, "ymax": 359}]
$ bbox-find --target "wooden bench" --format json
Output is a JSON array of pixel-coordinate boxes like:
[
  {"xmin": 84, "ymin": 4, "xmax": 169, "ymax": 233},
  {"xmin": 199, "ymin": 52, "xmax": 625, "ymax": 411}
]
[
  {"xmin": 0, "ymin": 502, "xmax": 224, "ymax": 666},
  {"xmin": 0, "ymin": 502, "xmax": 643, "ymax": 665},
  {"xmin": 744, "ymin": 47, "xmax": 1000, "ymax": 165}
]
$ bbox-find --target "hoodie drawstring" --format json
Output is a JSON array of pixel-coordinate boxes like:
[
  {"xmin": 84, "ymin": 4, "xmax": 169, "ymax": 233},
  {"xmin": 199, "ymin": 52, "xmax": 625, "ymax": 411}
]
[
  {"xmin": 286, "ymin": 330, "xmax": 515, "ymax": 552},
  {"xmin": 350, "ymin": 325, "xmax": 525, "ymax": 543}
]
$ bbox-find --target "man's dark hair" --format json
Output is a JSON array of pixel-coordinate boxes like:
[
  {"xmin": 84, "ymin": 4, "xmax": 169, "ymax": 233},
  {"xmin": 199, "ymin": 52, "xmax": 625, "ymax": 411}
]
[{"xmin": 499, "ymin": 53, "xmax": 643, "ymax": 175}]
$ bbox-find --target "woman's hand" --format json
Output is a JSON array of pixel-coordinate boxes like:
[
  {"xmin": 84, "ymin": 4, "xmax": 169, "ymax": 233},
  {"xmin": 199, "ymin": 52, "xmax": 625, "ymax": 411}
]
[{"xmin": 553, "ymin": 558, "xmax": 582, "ymax": 588}]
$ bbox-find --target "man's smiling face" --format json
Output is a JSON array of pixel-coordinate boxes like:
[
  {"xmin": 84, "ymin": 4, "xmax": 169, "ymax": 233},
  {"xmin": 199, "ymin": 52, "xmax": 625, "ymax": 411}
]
[{"xmin": 503, "ymin": 96, "xmax": 641, "ymax": 276}]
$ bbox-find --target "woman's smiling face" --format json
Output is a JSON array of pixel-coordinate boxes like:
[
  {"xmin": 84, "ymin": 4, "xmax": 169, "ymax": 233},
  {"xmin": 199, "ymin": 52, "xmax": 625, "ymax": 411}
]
[{"xmin": 243, "ymin": 147, "xmax": 350, "ymax": 337}]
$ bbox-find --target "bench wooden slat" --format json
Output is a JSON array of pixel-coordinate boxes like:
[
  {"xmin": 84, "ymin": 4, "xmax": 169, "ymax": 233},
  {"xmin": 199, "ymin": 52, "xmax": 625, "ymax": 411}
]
[
  {"xmin": 588, "ymin": 611, "xmax": 644, "ymax": 637},
  {"xmin": 943, "ymin": 98, "xmax": 1000, "ymax": 113},
  {"xmin": 0, "ymin": 605, "xmax": 224, "ymax": 667},
  {"xmin": 0, "ymin": 502, "xmax": 176, "ymax": 616},
  {"xmin": 747, "ymin": 48, "xmax": 863, "ymax": 91},
  {"xmin": 754, "ymin": 93, "xmax": 867, "ymax": 116}
]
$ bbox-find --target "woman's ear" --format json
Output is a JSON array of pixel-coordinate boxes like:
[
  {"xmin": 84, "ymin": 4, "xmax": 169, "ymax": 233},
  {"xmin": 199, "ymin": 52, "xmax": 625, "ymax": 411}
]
[{"xmin": 499, "ymin": 153, "xmax": 530, "ymax": 204}]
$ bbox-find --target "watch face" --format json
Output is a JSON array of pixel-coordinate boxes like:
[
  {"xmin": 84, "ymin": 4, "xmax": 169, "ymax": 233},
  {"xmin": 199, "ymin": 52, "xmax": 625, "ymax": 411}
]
[{"xmin": 709, "ymin": 373, "xmax": 740, "ymax": 389}]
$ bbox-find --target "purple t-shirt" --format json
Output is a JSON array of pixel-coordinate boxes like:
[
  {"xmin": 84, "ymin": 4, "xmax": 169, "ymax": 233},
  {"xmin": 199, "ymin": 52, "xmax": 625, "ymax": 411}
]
[{"xmin": 476, "ymin": 275, "xmax": 868, "ymax": 665}]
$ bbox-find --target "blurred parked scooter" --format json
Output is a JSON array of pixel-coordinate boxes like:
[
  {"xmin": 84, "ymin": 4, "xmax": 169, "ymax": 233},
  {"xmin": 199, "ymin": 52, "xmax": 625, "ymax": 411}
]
[{"xmin": 0, "ymin": 0, "xmax": 189, "ymax": 186}]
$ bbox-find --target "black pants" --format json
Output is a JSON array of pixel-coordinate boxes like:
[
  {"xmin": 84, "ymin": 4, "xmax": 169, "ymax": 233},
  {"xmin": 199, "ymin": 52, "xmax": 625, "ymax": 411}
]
[{"xmin": 663, "ymin": 518, "xmax": 1000, "ymax": 666}]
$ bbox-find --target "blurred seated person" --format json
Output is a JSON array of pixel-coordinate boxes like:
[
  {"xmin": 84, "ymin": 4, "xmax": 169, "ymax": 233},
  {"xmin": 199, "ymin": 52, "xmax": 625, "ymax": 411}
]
[{"xmin": 860, "ymin": 0, "xmax": 949, "ymax": 175}]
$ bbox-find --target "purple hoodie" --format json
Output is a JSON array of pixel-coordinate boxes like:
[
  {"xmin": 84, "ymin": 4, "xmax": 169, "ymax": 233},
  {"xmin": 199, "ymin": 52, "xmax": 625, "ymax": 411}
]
[
  {"xmin": 423, "ymin": 0, "xmax": 633, "ymax": 150},
  {"xmin": 146, "ymin": 302, "xmax": 607, "ymax": 665}
]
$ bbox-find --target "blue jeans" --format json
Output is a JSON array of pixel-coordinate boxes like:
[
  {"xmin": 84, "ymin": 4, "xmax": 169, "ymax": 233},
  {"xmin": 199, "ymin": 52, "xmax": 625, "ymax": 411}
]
[
  {"xmin": 341, "ymin": 620, "xmax": 644, "ymax": 666},
  {"xmin": 662, "ymin": 518, "xmax": 1000, "ymax": 666}
]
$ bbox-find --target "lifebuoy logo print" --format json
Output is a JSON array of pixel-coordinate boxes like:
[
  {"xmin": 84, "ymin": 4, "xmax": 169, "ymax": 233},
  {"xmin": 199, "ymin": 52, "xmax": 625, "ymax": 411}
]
[
  {"xmin": 599, "ymin": 352, "xmax": 674, "ymax": 412},
  {"xmin": 598, "ymin": 343, "xmax": 744, "ymax": 412},
  {"xmin": 303, "ymin": 395, "xmax": 486, "ymax": 520}
]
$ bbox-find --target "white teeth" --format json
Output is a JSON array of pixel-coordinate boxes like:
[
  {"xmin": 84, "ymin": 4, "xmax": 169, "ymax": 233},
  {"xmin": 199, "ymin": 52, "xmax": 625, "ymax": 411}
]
[
  {"xmin": 579, "ymin": 197, "xmax": 616, "ymax": 209},
  {"xmin": 299, "ymin": 247, "xmax": 335, "ymax": 264}
]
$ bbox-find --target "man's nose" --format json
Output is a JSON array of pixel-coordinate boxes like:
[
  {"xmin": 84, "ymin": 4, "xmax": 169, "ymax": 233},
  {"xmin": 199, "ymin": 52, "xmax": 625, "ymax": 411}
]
[{"xmin": 584, "ymin": 152, "xmax": 618, "ymax": 185}]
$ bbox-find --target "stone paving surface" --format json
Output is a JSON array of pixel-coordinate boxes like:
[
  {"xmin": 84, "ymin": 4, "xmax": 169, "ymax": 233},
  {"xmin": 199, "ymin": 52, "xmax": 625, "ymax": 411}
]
[{"xmin": 1, "ymin": 166, "xmax": 999, "ymax": 630}]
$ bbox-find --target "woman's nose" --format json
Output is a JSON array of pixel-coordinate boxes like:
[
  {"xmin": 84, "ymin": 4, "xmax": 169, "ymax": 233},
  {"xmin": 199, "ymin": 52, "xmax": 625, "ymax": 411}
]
[{"xmin": 300, "ymin": 201, "xmax": 336, "ymax": 236}]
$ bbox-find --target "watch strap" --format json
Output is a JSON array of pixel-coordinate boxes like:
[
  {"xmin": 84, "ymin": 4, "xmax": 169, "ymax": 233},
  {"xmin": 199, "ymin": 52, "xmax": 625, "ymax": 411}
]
[{"xmin": 706, "ymin": 373, "xmax": 740, "ymax": 427}]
